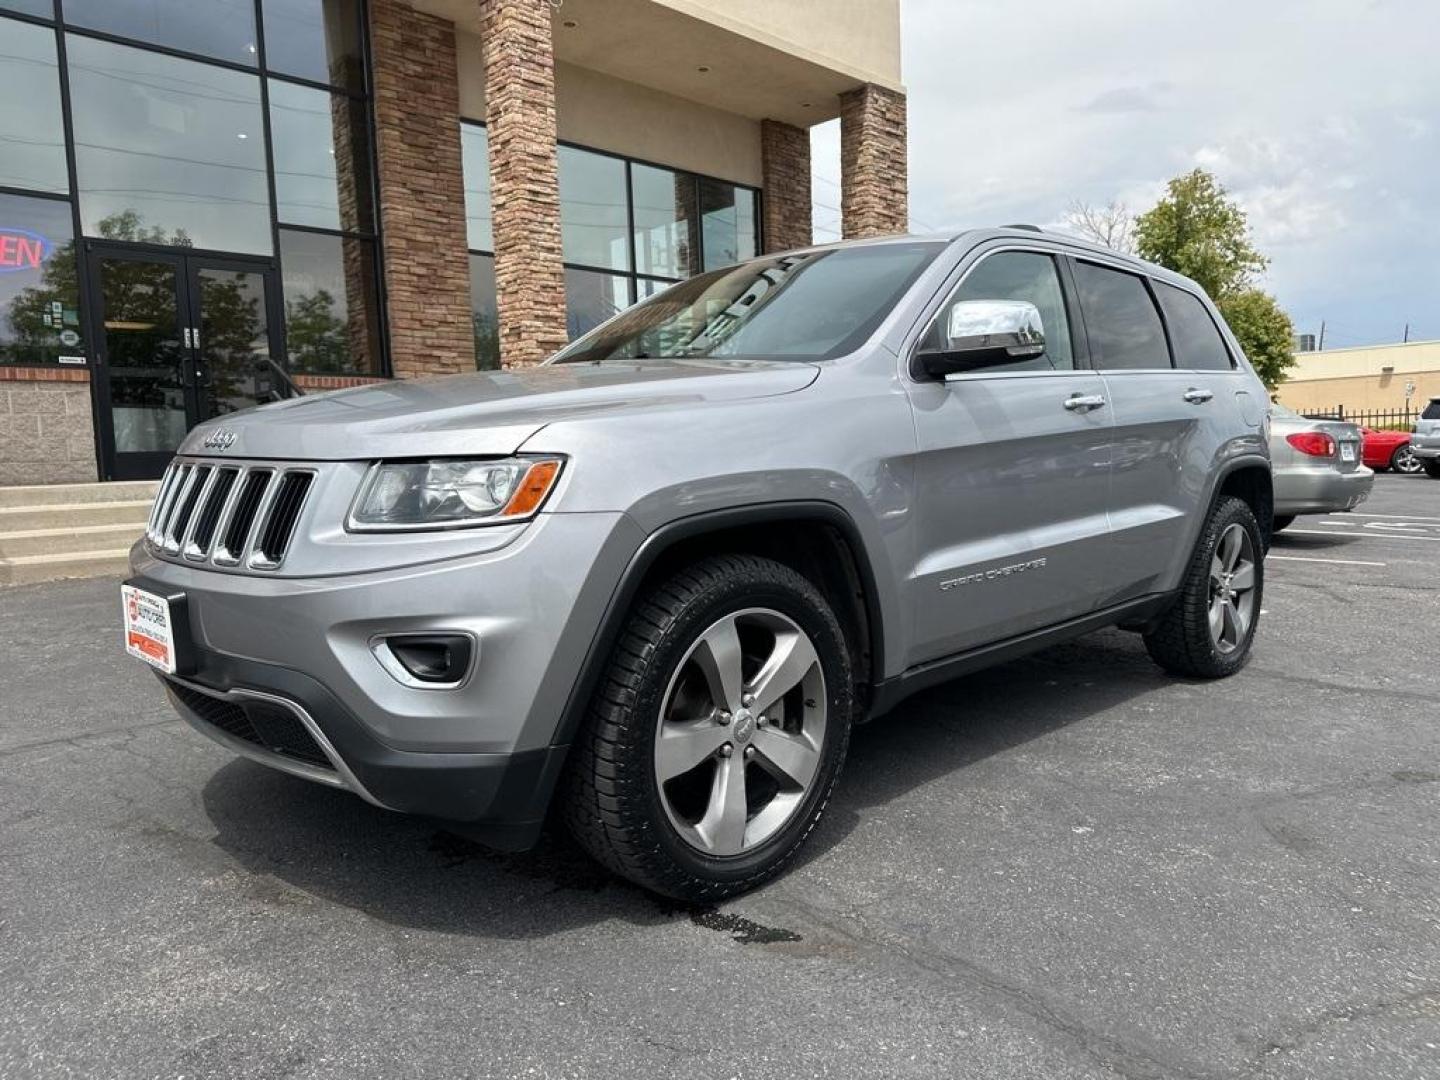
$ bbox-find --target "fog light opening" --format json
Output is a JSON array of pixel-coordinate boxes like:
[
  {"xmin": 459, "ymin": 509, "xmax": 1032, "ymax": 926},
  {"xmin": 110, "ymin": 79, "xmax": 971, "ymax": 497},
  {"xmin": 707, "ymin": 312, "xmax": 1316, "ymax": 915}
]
[{"xmin": 373, "ymin": 633, "xmax": 476, "ymax": 689}]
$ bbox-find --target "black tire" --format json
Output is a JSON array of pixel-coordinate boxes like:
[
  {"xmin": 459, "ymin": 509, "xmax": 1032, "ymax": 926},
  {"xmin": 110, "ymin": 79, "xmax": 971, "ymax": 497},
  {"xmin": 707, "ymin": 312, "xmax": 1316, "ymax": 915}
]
[
  {"xmin": 1143, "ymin": 496, "xmax": 1263, "ymax": 679},
  {"xmin": 561, "ymin": 554, "xmax": 853, "ymax": 901},
  {"xmin": 1424, "ymin": 459, "xmax": 1440, "ymax": 480},
  {"xmin": 1271, "ymin": 514, "xmax": 1295, "ymax": 533}
]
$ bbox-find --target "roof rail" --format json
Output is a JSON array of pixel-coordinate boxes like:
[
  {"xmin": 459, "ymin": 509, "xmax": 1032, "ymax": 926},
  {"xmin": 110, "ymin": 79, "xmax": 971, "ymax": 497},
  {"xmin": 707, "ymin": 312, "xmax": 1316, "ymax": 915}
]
[{"xmin": 1003, "ymin": 223, "xmax": 1044, "ymax": 233}]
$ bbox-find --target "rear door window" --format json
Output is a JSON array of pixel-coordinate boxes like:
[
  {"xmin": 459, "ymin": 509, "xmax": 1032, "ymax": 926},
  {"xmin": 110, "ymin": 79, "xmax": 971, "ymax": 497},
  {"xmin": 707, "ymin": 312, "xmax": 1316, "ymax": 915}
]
[
  {"xmin": 1072, "ymin": 261, "xmax": 1170, "ymax": 370},
  {"xmin": 1154, "ymin": 282, "xmax": 1233, "ymax": 371}
]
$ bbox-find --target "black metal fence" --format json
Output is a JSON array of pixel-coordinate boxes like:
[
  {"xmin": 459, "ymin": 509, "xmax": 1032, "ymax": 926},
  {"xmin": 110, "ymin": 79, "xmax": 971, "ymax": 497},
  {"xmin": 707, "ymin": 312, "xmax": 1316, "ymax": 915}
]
[{"xmin": 1300, "ymin": 405, "xmax": 1418, "ymax": 430}]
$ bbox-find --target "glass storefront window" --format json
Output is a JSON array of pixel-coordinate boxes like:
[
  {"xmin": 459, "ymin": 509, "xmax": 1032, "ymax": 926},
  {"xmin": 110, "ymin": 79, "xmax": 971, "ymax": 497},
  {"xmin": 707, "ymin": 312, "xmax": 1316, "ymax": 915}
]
[
  {"xmin": 700, "ymin": 180, "xmax": 758, "ymax": 270},
  {"xmin": 262, "ymin": 0, "xmax": 364, "ymax": 93},
  {"xmin": 0, "ymin": 19, "xmax": 68, "ymax": 194},
  {"xmin": 68, "ymin": 36, "xmax": 272, "ymax": 254},
  {"xmin": 278, "ymin": 227, "xmax": 381, "ymax": 375},
  {"xmin": 469, "ymin": 253, "xmax": 499, "ymax": 371},
  {"xmin": 631, "ymin": 164, "xmax": 695, "ymax": 280},
  {"xmin": 558, "ymin": 146, "xmax": 628, "ymax": 272},
  {"xmin": 461, "ymin": 123, "xmax": 493, "ymax": 253},
  {"xmin": 64, "ymin": 0, "xmax": 258, "ymax": 66},
  {"xmin": 0, "ymin": 193, "xmax": 82, "ymax": 366},
  {"xmin": 269, "ymin": 79, "xmax": 373, "ymax": 233},
  {"xmin": 0, "ymin": 1, "xmax": 53, "ymax": 20},
  {"xmin": 565, "ymin": 266, "xmax": 631, "ymax": 340}
]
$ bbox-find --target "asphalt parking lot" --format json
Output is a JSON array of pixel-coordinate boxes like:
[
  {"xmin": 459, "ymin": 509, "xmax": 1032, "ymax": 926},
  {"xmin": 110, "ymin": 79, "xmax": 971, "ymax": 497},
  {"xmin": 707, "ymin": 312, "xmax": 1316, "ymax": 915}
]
[{"xmin": 2, "ymin": 473, "xmax": 1437, "ymax": 1080}]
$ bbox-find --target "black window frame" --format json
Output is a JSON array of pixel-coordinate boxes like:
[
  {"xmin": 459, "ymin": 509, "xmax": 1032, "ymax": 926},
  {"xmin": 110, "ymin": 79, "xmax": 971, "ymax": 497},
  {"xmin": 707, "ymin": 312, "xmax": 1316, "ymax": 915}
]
[{"xmin": 0, "ymin": 0, "xmax": 390, "ymax": 379}]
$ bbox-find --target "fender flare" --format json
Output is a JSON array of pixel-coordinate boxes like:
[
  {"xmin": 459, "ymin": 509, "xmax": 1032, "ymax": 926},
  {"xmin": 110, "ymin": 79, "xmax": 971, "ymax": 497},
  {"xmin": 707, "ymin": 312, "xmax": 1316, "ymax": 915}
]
[{"xmin": 548, "ymin": 500, "xmax": 887, "ymax": 752}]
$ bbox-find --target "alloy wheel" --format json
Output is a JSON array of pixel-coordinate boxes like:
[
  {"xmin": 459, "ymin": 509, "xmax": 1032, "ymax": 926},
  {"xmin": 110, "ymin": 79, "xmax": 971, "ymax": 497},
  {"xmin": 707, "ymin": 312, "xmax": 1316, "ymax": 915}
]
[
  {"xmin": 1393, "ymin": 444, "xmax": 1423, "ymax": 474},
  {"xmin": 1208, "ymin": 523, "xmax": 1258, "ymax": 654},
  {"xmin": 654, "ymin": 608, "xmax": 827, "ymax": 857}
]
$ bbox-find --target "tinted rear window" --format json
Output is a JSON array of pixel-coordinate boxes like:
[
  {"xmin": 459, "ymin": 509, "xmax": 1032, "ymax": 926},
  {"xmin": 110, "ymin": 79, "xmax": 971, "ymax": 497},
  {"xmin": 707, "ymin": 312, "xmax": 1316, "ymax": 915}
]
[
  {"xmin": 1154, "ymin": 282, "xmax": 1233, "ymax": 371},
  {"xmin": 1424, "ymin": 400, "xmax": 1440, "ymax": 421},
  {"xmin": 1072, "ymin": 261, "xmax": 1170, "ymax": 370}
]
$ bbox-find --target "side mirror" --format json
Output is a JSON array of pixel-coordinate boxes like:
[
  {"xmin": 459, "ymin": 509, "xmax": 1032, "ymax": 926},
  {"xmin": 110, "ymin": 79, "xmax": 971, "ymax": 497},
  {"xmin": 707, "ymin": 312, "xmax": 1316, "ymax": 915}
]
[{"xmin": 918, "ymin": 300, "xmax": 1046, "ymax": 378}]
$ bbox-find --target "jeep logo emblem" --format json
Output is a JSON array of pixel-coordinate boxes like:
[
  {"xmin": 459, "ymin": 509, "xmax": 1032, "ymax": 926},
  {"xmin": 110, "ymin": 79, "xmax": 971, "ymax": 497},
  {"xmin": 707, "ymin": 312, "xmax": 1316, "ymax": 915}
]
[{"xmin": 201, "ymin": 429, "xmax": 237, "ymax": 451}]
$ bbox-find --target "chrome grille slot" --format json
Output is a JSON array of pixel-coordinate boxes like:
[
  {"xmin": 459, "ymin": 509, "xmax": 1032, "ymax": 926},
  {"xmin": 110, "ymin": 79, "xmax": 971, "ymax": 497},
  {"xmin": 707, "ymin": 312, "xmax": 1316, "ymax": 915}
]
[
  {"xmin": 215, "ymin": 469, "xmax": 272, "ymax": 565},
  {"xmin": 145, "ymin": 463, "xmax": 181, "ymax": 544},
  {"xmin": 146, "ymin": 458, "xmax": 318, "ymax": 572},
  {"xmin": 162, "ymin": 466, "xmax": 208, "ymax": 553},
  {"xmin": 251, "ymin": 471, "xmax": 313, "ymax": 569},
  {"xmin": 186, "ymin": 467, "xmax": 239, "ymax": 559}
]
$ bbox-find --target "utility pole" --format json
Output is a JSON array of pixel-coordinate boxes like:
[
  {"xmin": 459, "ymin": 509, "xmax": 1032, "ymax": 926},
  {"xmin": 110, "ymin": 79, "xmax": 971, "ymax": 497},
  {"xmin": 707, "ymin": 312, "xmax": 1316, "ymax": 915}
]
[
  {"xmin": 1317, "ymin": 321, "xmax": 1325, "ymax": 350},
  {"xmin": 1403, "ymin": 323, "xmax": 1410, "ymax": 343}
]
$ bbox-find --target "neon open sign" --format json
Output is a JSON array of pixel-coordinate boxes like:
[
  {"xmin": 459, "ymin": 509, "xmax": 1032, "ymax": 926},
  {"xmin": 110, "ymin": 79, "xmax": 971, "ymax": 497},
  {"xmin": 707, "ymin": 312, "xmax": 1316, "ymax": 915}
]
[{"xmin": 0, "ymin": 228, "xmax": 49, "ymax": 273}]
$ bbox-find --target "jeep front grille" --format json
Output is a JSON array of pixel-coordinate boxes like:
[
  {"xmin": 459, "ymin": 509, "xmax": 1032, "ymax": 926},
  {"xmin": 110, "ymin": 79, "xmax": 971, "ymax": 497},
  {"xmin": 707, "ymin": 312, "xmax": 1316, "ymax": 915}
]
[{"xmin": 146, "ymin": 459, "xmax": 315, "ymax": 571}]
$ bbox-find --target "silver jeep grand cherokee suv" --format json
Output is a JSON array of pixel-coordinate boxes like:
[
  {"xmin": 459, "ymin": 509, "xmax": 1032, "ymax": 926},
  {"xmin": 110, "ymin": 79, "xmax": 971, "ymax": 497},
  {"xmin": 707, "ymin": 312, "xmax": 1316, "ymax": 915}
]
[{"xmin": 125, "ymin": 229, "xmax": 1272, "ymax": 900}]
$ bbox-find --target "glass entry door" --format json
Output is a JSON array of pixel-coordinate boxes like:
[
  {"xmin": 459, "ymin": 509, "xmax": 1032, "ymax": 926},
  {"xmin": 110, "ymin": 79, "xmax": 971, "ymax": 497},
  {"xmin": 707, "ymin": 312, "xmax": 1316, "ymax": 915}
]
[{"xmin": 88, "ymin": 245, "xmax": 283, "ymax": 480}]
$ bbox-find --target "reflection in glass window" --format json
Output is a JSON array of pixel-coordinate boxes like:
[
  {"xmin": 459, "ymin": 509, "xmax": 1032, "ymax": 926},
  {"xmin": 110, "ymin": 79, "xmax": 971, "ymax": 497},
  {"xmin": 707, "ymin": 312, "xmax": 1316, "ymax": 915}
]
[
  {"xmin": 469, "ymin": 253, "xmax": 499, "ymax": 370},
  {"xmin": 0, "ymin": 19, "xmax": 67, "ymax": 194},
  {"xmin": 269, "ymin": 79, "xmax": 372, "ymax": 232},
  {"xmin": 0, "ymin": 2, "xmax": 55, "ymax": 18},
  {"xmin": 558, "ymin": 146, "xmax": 628, "ymax": 271},
  {"xmin": 565, "ymin": 267, "xmax": 632, "ymax": 340},
  {"xmin": 631, "ymin": 164, "xmax": 694, "ymax": 279},
  {"xmin": 64, "ymin": 0, "xmax": 258, "ymax": 66},
  {"xmin": 278, "ymin": 228, "xmax": 382, "ymax": 374},
  {"xmin": 461, "ymin": 124, "xmax": 493, "ymax": 252},
  {"xmin": 0, "ymin": 193, "xmax": 82, "ymax": 365},
  {"xmin": 262, "ymin": 0, "xmax": 363, "ymax": 92},
  {"xmin": 700, "ymin": 180, "xmax": 757, "ymax": 270},
  {"xmin": 68, "ymin": 36, "xmax": 271, "ymax": 254}
]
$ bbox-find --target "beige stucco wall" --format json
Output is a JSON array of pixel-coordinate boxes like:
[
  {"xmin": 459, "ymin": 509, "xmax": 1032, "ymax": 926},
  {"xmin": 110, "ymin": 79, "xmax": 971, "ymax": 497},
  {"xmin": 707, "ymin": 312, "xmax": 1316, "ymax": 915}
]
[
  {"xmin": 1276, "ymin": 341, "xmax": 1440, "ymax": 414},
  {"xmin": 457, "ymin": 31, "xmax": 762, "ymax": 186},
  {"xmin": 656, "ymin": 0, "xmax": 902, "ymax": 88}
]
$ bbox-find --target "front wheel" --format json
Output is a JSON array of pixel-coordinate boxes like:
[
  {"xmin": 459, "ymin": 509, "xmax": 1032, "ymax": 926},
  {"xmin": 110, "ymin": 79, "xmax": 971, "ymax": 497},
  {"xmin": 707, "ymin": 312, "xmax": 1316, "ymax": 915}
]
[
  {"xmin": 1143, "ymin": 496, "xmax": 1263, "ymax": 679},
  {"xmin": 1391, "ymin": 444, "xmax": 1423, "ymax": 474},
  {"xmin": 562, "ymin": 554, "xmax": 853, "ymax": 901}
]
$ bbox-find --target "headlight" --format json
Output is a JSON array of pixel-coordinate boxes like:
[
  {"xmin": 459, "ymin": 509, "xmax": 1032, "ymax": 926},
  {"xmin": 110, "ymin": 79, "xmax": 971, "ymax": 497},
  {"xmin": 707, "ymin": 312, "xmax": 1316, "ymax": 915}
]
[{"xmin": 348, "ymin": 456, "xmax": 563, "ymax": 531}]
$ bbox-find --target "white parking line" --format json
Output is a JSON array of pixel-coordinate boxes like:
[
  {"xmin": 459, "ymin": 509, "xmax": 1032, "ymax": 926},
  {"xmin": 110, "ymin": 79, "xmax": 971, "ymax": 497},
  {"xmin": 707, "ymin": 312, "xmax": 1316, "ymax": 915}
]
[
  {"xmin": 1268, "ymin": 554, "xmax": 1387, "ymax": 567},
  {"xmin": 1343, "ymin": 512, "xmax": 1440, "ymax": 523},
  {"xmin": 1282, "ymin": 529, "xmax": 1440, "ymax": 542}
]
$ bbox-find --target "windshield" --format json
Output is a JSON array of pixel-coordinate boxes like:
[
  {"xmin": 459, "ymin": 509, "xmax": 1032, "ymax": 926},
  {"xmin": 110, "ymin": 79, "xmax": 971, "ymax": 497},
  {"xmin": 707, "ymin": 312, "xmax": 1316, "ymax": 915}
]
[{"xmin": 552, "ymin": 242, "xmax": 945, "ymax": 364}]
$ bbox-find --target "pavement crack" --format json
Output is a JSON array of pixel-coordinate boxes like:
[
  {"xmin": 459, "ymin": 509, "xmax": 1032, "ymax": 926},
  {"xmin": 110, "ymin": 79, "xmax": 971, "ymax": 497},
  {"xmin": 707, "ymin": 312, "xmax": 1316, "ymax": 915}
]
[
  {"xmin": 1241, "ymin": 988, "xmax": 1440, "ymax": 1071},
  {"xmin": 0, "ymin": 717, "xmax": 181, "ymax": 760}
]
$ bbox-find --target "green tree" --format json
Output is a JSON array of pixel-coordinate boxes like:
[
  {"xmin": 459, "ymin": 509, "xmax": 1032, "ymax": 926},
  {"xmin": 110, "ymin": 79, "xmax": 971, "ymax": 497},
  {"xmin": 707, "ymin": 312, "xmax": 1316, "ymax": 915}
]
[
  {"xmin": 284, "ymin": 290, "xmax": 349, "ymax": 373},
  {"xmin": 1134, "ymin": 169, "xmax": 1295, "ymax": 387}
]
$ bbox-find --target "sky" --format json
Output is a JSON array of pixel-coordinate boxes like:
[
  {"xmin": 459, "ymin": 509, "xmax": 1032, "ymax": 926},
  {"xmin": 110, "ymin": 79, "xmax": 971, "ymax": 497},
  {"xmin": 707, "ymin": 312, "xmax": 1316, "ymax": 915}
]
[{"xmin": 811, "ymin": 0, "xmax": 1440, "ymax": 350}]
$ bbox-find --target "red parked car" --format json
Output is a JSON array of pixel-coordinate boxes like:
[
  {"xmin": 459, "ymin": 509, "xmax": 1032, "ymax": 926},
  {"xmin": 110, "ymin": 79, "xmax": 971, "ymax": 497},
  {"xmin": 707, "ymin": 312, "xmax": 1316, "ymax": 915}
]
[{"xmin": 1360, "ymin": 427, "xmax": 1422, "ymax": 473}]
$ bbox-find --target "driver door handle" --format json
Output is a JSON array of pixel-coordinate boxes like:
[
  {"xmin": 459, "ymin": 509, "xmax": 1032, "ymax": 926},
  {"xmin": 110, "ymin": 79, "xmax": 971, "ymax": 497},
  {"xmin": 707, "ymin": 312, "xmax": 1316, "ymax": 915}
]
[
  {"xmin": 1183, "ymin": 387, "xmax": 1214, "ymax": 404},
  {"xmin": 1063, "ymin": 393, "xmax": 1106, "ymax": 412}
]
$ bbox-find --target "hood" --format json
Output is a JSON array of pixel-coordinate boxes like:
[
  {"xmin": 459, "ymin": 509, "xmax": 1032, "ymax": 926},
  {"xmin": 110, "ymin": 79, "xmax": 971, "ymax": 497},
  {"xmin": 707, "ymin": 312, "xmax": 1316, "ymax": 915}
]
[{"xmin": 180, "ymin": 358, "xmax": 819, "ymax": 460}]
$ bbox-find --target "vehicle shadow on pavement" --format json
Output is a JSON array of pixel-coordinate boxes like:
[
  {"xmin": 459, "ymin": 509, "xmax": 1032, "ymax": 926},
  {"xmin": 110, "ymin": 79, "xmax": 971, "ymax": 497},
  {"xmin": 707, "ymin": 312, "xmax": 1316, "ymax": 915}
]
[{"xmin": 200, "ymin": 629, "xmax": 1169, "ymax": 938}]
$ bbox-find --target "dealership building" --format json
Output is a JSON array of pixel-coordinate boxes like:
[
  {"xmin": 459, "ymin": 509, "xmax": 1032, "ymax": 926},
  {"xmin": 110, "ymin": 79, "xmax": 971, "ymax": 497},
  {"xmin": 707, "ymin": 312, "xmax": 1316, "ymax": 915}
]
[{"xmin": 0, "ymin": 0, "xmax": 907, "ymax": 484}]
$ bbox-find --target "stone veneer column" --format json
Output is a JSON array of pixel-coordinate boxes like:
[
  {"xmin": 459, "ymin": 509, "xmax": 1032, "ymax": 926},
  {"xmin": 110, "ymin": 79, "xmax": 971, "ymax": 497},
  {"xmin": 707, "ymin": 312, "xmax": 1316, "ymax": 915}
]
[
  {"xmin": 760, "ymin": 119, "xmax": 812, "ymax": 253},
  {"xmin": 478, "ymin": 0, "xmax": 568, "ymax": 367},
  {"xmin": 369, "ymin": 0, "xmax": 475, "ymax": 376},
  {"xmin": 839, "ymin": 84, "xmax": 909, "ymax": 238}
]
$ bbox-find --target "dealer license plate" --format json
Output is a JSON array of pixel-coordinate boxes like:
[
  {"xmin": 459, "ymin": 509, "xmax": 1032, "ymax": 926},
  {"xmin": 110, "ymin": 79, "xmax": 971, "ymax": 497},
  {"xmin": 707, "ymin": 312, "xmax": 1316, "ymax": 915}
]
[
  {"xmin": 1340, "ymin": 442, "xmax": 1356, "ymax": 462},
  {"xmin": 122, "ymin": 583, "xmax": 176, "ymax": 674}
]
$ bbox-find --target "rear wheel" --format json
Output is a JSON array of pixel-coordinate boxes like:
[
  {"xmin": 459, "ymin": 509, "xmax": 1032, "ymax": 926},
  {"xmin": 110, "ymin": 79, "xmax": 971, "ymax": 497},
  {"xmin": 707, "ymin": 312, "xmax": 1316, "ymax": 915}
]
[
  {"xmin": 1144, "ymin": 496, "xmax": 1263, "ymax": 679},
  {"xmin": 1272, "ymin": 514, "xmax": 1295, "ymax": 533},
  {"xmin": 562, "ymin": 554, "xmax": 852, "ymax": 901},
  {"xmin": 1391, "ymin": 444, "xmax": 1423, "ymax": 474},
  {"xmin": 1424, "ymin": 459, "xmax": 1440, "ymax": 480}
]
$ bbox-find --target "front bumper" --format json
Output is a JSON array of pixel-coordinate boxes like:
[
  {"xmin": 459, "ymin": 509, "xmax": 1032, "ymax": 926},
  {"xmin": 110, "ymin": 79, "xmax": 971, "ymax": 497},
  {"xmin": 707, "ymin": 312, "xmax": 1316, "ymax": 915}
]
[
  {"xmin": 1273, "ymin": 464, "xmax": 1375, "ymax": 515},
  {"xmin": 158, "ymin": 649, "xmax": 566, "ymax": 848},
  {"xmin": 129, "ymin": 509, "xmax": 645, "ymax": 846}
]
